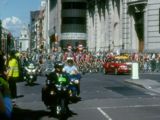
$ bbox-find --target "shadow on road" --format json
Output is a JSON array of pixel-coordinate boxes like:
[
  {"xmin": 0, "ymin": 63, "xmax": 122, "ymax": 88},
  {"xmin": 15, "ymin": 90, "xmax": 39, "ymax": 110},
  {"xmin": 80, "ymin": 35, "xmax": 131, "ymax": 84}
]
[
  {"xmin": 105, "ymin": 86, "xmax": 148, "ymax": 96},
  {"xmin": 12, "ymin": 107, "xmax": 78, "ymax": 120},
  {"xmin": 12, "ymin": 107, "xmax": 49, "ymax": 120},
  {"xmin": 16, "ymin": 95, "xmax": 24, "ymax": 99},
  {"xmin": 48, "ymin": 109, "xmax": 78, "ymax": 120}
]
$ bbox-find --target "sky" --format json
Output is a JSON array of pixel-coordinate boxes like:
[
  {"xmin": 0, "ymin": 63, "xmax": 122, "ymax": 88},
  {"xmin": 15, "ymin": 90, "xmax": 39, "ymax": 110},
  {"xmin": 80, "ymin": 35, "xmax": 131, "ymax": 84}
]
[{"xmin": 0, "ymin": 0, "xmax": 41, "ymax": 37}]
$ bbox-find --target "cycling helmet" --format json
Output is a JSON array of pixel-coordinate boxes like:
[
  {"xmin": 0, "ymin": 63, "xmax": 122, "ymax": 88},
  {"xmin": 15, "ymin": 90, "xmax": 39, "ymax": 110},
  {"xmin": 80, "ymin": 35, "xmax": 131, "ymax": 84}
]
[
  {"xmin": 54, "ymin": 61, "xmax": 64, "ymax": 69},
  {"xmin": 66, "ymin": 57, "xmax": 74, "ymax": 64}
]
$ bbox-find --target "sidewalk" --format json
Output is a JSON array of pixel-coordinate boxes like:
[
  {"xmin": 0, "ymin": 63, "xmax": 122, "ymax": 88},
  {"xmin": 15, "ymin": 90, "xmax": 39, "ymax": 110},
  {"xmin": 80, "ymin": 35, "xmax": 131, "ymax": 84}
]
[{"xmin": 124, "ymin": 78, "xmax": 160, "ymax": 94}]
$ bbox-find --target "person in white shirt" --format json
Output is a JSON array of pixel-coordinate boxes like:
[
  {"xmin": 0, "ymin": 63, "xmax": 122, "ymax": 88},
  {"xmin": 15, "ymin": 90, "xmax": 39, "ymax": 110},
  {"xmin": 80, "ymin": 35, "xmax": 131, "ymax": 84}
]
[{"xmin": 63, "ymin": 57, "xmax": 81, "ymax": 96}]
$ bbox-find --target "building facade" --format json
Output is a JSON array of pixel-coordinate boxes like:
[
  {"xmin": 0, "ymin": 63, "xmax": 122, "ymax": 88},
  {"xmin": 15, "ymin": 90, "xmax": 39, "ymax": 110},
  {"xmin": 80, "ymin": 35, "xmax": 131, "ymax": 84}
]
[
  {"xmin": 48, "ymin": 0, "xmax": 87, "ymax": 51},
  {"xmin": 30, "ymin": 10, "xmax": 40, "ymax": 52},
  {"xmin": 144, "ymin": 0, "xmax": 160, "ymax": 52},
  {"xmin": 87, "ymin": 0, "xmax": 160, "ymax": 53},
  {"xmin": 18, "ymin": 26, "xmax": 30, "ymax": 52},
  {"xmin": 1, "ymin": 28, "xmax": 15, "ymax": 54},
  {"xmin": 61, "ymin": 0, "xmax": 87, "ymax": 50},
  {"xmin": 43, "ymin": 0, "xmax": 160, "ymax": 53}
]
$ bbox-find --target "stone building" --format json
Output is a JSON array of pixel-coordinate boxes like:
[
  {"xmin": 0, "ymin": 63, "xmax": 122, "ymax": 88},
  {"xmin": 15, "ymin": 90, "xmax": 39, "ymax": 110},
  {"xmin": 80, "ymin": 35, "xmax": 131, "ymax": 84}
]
[
  {"xmin": 47, "ymin": 0, "xmax": 87, "ymax": 51},
  {"xmin": 87, "ymin": 0, "xmax": 160, "ymax": 53},
  {"xmin": 18, "ymin": 26, "xmax": 30, "ymax": 52}
]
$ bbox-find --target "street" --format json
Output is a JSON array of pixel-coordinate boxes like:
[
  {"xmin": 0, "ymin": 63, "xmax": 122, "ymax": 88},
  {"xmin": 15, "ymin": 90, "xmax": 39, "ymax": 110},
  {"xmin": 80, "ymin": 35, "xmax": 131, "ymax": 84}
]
[
  {"xmin": 13, "ymin": 72, "xmax": 160, "ymax": 120},
  {"xmin": 1, "ymin": 0, "xmax": 160, "ymax": 120}
]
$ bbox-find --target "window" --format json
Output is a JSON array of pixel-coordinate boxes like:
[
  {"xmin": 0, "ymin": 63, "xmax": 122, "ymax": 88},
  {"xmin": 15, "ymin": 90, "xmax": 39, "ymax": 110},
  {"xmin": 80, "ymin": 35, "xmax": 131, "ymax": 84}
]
[
  {"xmin": 62, "ymin": 17, "xmax": 86, "ymax": 24},
  {"xmin": 62, "ymin": 2, "xmax": 86, "ymax": 9}
]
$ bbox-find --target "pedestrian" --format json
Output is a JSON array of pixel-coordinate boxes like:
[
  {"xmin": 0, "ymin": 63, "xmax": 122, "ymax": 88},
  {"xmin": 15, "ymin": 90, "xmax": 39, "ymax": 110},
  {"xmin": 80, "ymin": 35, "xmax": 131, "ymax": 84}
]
[
  {"xmin": 0, "ymin": 50, "xmax": 13, "ymax": 120},
  {"xmin": 7, "ymin": 51, "xmax": 20, "ymax": 100}
]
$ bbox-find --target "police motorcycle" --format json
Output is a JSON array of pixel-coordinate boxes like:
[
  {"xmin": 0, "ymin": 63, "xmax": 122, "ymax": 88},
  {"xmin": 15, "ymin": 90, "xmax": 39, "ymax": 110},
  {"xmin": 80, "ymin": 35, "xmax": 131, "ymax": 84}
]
[
  {"xmin": 24, "ymin": 62, "xmax": 38, "ymax": 85},
  {"xmin": 42, "ymin": 62, "xmax": 70, "ymax": 119}
]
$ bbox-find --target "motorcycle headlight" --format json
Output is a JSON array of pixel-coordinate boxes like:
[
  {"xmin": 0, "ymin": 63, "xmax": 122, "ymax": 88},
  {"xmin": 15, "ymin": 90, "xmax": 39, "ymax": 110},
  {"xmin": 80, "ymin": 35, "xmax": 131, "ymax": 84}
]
[
  {"xmin": 32, "ymin": 69, "xmax": 36, "ymax": 73},
  {"xmin": 50, "ymin": 90, "xmax": 55, "ymax": 95},
  {"xmin": 27, "ymin": 69, "xmax": 32, "ymax": 73}
]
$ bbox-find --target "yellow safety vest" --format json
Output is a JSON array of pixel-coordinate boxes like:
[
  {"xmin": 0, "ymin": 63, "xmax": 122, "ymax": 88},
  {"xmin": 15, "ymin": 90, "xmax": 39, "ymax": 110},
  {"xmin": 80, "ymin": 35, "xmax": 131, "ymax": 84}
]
[{"xmin": 8, "ymin": 58, "xmax": 19, "ymax": 78}]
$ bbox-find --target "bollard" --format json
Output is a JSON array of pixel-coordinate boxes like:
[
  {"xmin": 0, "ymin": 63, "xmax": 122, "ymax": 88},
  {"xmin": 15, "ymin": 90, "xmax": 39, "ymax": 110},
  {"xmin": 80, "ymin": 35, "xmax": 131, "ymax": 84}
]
[{"xmin": 131, "ymin": 62, "xmax": 139, "ymax": 80}]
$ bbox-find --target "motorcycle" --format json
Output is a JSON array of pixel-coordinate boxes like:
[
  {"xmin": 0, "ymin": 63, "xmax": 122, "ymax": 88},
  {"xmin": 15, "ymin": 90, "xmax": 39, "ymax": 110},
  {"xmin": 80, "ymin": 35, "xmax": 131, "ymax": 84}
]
[
  {"xmin": 24, "ymin": 62, "xmax": 37, "ymax": 85},
  {"xmin": 42, "ymin": 75, "xmax": 69, "ymax": 120}
]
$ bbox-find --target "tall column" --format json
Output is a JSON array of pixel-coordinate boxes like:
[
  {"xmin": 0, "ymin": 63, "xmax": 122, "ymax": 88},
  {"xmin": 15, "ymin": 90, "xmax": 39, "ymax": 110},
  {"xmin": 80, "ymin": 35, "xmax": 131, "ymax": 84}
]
[
  {"xmin": 94, "ymin": 0, "xmax": 98, "ymax": 51},
  {"xmin": 144, "ymin": 5, "xmax": 148, "ymax": 51},
  {"xmin": 105, "ymin": 0, "xmax": 110, "ymax": 51},
  {"xmin": 108, "ymin": 0, "xmax": 112, "ymax": 51},
  {"xmin": 47, "ymin": 0, "xmax": 50, "ymax": 53},
  {"xmin": 122, "ymin": 0, "xmax": 130, "ymax": 51}
]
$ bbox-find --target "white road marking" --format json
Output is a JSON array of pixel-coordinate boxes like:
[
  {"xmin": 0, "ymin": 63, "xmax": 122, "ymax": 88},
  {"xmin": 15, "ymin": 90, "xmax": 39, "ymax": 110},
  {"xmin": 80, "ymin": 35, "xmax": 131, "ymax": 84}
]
[
  {"xmin": 71, "ymin": 104, "xmax": 160, "ymax": 110},
  {"xmin": 97, "ymin": 107, "xmax": 112, "ymax": 120},
  {"xmin": 99, "ymin": 104, "xmax": 160, "ymax": 109}
]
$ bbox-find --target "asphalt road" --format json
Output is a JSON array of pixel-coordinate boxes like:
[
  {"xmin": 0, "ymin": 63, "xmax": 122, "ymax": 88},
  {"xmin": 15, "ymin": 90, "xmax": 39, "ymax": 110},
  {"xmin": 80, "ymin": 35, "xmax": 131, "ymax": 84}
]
[{"xmin": 12, "ymin": 72, "xmax": 160, "ymax": 120}]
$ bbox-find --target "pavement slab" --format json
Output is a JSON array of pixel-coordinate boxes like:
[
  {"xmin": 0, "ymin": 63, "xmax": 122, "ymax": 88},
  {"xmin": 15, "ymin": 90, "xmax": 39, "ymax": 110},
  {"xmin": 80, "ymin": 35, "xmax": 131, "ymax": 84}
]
[{"xmin": 124, "ymin": 79, "xmax": 160, "ymax": 94}]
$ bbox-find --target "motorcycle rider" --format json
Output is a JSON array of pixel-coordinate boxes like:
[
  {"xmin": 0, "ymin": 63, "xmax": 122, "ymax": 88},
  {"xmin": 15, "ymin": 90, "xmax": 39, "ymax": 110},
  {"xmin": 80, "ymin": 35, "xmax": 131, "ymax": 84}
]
[
  {"xmin": 63, "ymin": 57, "xmax": 81, "ymax": 97},
  {"xmin": 42, "ymin": 61, "xmax": 70, "ymax": 107}
]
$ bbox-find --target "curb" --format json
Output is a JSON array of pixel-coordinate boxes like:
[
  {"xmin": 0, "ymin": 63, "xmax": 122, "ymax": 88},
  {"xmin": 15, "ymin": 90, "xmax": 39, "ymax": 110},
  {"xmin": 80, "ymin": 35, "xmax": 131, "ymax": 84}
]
[
  {"xmin": 124, "ymin": 79, "xmax": 146, "ymax": 88},
  {"xmin": 124, "ymin": 79, "xmax": 160, "ymax": 94}
]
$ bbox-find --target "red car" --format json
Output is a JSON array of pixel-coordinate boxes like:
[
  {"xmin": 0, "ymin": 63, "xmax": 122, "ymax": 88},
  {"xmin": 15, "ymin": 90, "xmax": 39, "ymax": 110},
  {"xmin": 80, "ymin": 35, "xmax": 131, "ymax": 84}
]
[{"xmin": 103, "ymin": 56, "xmax": 132, "ymax": 75}]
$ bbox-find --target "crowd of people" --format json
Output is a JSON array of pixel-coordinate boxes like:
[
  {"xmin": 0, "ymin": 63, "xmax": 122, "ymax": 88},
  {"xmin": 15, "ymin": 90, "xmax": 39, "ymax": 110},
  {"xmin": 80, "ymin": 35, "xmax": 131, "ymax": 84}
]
[
  {"xmin": 40, "ymin": 50, "xmax": 160, "ymax": 74},
  {"xmin": 0, "ymin": 50, "xmax": 20, "ymax": 120},
  {"xmin": 18, "ymin": 49, "xmax": 160, "ymax": 76},
  {"xmin": 1, "ymin": 48, "xmax": 160, "ymax": 119}
]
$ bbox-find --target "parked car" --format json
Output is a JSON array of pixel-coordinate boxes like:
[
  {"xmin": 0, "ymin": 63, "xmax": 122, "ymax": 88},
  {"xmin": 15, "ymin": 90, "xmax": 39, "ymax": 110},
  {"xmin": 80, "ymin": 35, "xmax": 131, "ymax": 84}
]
[{"xmin": 103, "ymin": 55, "xmax": 132, "ymax": 75}]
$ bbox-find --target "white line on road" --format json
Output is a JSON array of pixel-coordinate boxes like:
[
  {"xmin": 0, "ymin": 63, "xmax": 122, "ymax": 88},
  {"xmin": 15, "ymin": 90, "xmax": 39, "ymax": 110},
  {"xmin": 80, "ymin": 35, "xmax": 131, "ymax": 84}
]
[
  {"xmin": 100, "ymin": 104, "xmax": 160, "ymax": 109},
  {"xmin": 97, "ymin": 107, "xmax": 112, "ymax": 120}
]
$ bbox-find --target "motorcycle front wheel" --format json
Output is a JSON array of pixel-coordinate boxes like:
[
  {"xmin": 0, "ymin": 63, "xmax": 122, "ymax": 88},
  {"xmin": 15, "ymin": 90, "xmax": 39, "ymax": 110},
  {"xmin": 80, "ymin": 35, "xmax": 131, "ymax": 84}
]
[{"xmin": 57, "ymin": 99, "xmax": 68, "ymax": 120}]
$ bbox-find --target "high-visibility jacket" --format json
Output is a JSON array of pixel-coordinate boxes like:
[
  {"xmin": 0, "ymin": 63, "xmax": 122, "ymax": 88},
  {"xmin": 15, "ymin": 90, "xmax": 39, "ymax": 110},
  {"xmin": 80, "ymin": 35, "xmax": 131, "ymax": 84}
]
[{"xmin": 8, "ymin": 58, "xmax": 19, "ymax": 78}]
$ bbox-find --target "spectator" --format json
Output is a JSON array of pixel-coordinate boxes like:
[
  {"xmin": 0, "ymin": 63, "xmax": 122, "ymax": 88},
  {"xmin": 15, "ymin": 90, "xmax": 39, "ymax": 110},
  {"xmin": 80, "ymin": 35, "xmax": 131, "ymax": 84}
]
[{"xmin": 0, "ymin": 50, "xmax": 12, "ymax": 120}]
